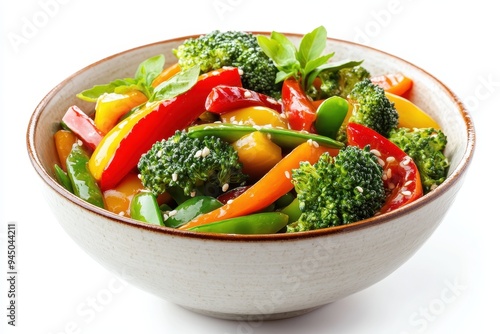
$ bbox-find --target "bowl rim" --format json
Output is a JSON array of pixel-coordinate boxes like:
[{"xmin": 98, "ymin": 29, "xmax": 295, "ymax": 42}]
[{"xmin": 26, "ymin": 32, "xmax": 476, "ymax": 242}]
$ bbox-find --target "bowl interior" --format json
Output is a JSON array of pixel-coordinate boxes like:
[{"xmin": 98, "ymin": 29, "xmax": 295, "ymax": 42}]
[{"xmin": 27, "ymin": 34, "xmax": 475, "ymax": 238}]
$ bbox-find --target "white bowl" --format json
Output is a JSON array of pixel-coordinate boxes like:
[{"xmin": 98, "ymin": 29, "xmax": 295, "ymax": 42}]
[{"xmin": 26, "ymin": 33, "xmax": 475, "ymax": 320}]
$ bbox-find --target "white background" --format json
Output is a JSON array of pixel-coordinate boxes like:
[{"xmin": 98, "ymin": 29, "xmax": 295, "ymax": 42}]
[{"xmin": 1, "ymin": 0, "xmax": 498, "ymax": 333}]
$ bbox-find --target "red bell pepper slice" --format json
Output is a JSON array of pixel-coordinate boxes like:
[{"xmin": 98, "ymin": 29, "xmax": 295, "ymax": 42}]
[
  {"xmin": 205, "ymin": 85, "xmax": 282, "ymax": 114},
  {"xmin": 91, "ymin": 67, "xmax": 243, "ymax": 190},
  {"xmin": 62, "ymin": 105, "xmax": 104, "ymax": 150},
  {"xmin": 346, "ymin": 123, "xmax": 423, "ymax": 213},
  {"xmin": 281, "ymin": 78, "xmax": 317, "ymax": 132}
]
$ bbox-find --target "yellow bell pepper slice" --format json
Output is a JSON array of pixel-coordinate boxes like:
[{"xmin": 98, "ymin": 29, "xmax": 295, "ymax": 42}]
[
  {"xmin": 385, "ymin": 92, "xmax": 441, "ymax": 129},
  {"xmin": 94, "ymin": 90, "xmax": 148, "ymax": 134},
  {"xmin": 220, "ymin": 106, "xmax": 288, "ymax": 128}
]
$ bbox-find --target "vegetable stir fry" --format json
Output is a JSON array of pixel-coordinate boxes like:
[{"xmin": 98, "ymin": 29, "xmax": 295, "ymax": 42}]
[{"xmin": 53, "ymin": 26, "xmax": 449, "ymax": 234}]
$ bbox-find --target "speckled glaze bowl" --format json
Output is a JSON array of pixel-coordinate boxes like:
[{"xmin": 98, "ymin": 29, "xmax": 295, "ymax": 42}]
[{"xmin": 27, "ymin": 33, "xmax": 475, "ymax": 320}]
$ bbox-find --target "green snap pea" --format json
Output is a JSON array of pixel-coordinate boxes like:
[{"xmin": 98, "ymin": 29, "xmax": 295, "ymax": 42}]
[
  {"xmin": 130, "ymin": 191, "xmax": 164, "ymax": 226},
  {"xmin": 188, "ymin": 212, "xmax": 289, "ymax": 234},
  {"xmin": 66, "ymin": 144, "xmax": 105, "ymax": 208},
  {"xmin": 165, "ymin": 196, "xmax": 222, "ymax": 228},
  {"xmin": 314, "ymin": 96, "xmax": 349, "ymax": 139},
  {"xmin": 274, "ymin": 192, "xmax": 295, "ymax": 209},
  {"xmin": 279, "ymin": 197, "xmax": 302, "ymax": 224},
  {"xmin": 54, "ymin": 164, "xmax": 74, "ymax": 193},
  {"xmin": 187, "ymin": 123, "xmax": 344, "ymax": 149}
]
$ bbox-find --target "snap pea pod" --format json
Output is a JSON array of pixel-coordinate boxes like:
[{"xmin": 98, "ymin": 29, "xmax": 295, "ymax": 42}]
[
  {"xmin": 279, "ymin": 197, "xmax": 302, "ymax": 224},
  {"xmin": 314, "ymin": 96, "xmax": 349, "ymax": 139},
  {"xmin": 54, "ymin": 164, "xmax": 74, "ymax": 193},
  {"xmin": 66, "ymin": 144, "xmax": 105, "ymax": 208},
  {"xmin": 130, "ymin": 191, "xmax": 164, "ymax": 226},
  {"xmin": 188, "ymin": 212, "xmax": 289, "ymax": 234},
  {"xmin": 187, "ymin": 123, "xmax": 344, "ymax": 149},
  {"xmin": 165, "ymin": 196, "xmax": 222, "ymax": 228}
]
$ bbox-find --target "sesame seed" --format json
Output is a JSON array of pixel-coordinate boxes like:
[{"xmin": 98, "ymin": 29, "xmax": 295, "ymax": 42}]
[
  {"xmin": 356, "ymin": 186, "xmax": 363, "ymax": 193},
  {"xmin": 201, "ymin": 147, "xmax": 210, "ymax": 158},
  {"xmin": 77, "ymin": 139, "xmax": 83, "ymax": 146},
  {"xmin": 156, "ymin": 149, "xmax": 163, "ymax": 158},
  {"xmin": 253, "ymin": 125, "xmax": 262, "ymax": 130},
  {"xmin": 227, "ymin": 199, "xmax": 234, "ymax": 204},
  {"xmin": 386, "ymin": 156, "xmax": 395, "ymax": 163},
  {"xmin": 404, "ymin": 180, "xmax": 413, "ymax": 186},
  {"xmin": 382, "ymin": 174, "xmax": 388, "ymax": 181},
  {"xmin": 172, "ymin": 173, "xmax": 178, "ymax": 182},
  {"xmin": 238, "ymin": 69, "xmax": 244, "ymax": 75},
  {"xmin": 222, "ymin": 183, "xmax": 229, "ymax": 192},
  {"xmin": 370, "ymin": 149, "xmax": 381, "ymax": 157},
  {"xmin": 285, "ymin": 171, "xmax": 291, "ymax": 179},
  {"xmin": 194, "ymin": 150, "xmax": 202, "ymax": 158},
  {"xmin": 163, "ymin": 213, "xmax": 169, "ymax": 220},
  {"xmin": 388, "ymin": 182, "xmax": 395, "ymax": 190},
  {"xmin": 118, "ymin": 211, "xmax": 125, "ymax": 216},
  {"xmin": 308, "ymin": 140, "xmax": 319, "ymax": 148},
  {"xmin": 190, "ymin": 191, "xmax": 196, "ymax": 197},
  {"xmin": 243, "ymin": 91, "xmax": 252, "ymax": 98},
  {"xmin": 386, "ymin": 168, "xmax": 392, "ymax": 179},
  {"xmin": 168, "ymin": 210, "xmax": 178, "ymax": 217},
  {"xmin": 377, "ymin": 158, "xmax": 385, "ymax": 167},
  {"xmin": 401, "ymin": 190, "xmax": 412, "ymax": 197}
]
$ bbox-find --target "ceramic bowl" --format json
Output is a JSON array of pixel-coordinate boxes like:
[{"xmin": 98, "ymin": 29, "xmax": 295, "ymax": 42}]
[{"xmin": 26, "ymin": 33, "xmax": 475, "ymax": 320}]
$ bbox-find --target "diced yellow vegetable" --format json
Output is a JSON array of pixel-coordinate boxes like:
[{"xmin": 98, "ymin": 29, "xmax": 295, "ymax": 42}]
[
  {"xmin": 221, "ymin": 106, "xmax": 287, "ymax": 128},
  {"xmin": 232, "ymin": 131, "xmax": 282, "ymax": 181}
]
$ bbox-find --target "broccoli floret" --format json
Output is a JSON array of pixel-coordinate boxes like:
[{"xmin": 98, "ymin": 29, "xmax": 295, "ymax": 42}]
[
  {"xmin": 336, "ymin": 79, "xmax": 399, "ymax": 142},
  {"xmin": 287, "ymin": 146, "xmax": 386, "ymax": 232},
  {"xmin": 137, "ymin": 130, "xmax": 247, "ymax": 198},
  {"xmin": 173, "ymin": 30, "xmax": 281, "ymax": 98},
  {"xmin": 308, "ymin": 66, "xmax": 371, "ymax": 100},
  {"xmin": 389, "ymin": 127, "xmax": 449, "ymax": 193}
]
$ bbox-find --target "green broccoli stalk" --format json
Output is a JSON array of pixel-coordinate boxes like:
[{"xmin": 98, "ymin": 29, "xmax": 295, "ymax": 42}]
[
  {"xmin": 137, "ymin": 130, "xmax": 247, "ymax": 199},
  {"xmin": 288, "ymin": 146, "xmax": 386, "ymax": 232},
  {"xmin": 389, "ymin": 127, "xmax": 449, "ymax": 193},
  {"xmin": 173, "ymin": 30, "xmax": 281, "ymax": 98},
  {"xmin": 307, "ymin": 66, "xmax": 371, "ymax": 100}
]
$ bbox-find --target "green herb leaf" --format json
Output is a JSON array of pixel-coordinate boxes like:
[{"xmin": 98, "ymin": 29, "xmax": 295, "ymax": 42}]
[
  {"xmin": 135, "ymin": 54, "xmax": 165, "ymax": 87},
  {"xmin": 298, "ymin": 26, "xmax": 328, "ymax": 66},
  {"xmin": 257, "ymin": 34, "xmax": 298, "ymax": 71},
  {"xmin": 76, "ymin": 78, "xmax": 136, "ymax": 102},
  {"xmin": 303, "ymin": 52, "xmax": 334, "ymax": 79},
  {"xmin": 305, "ymin": 59, "xmax": 364, "ymax": 91},
  {"xmin": 152, "ymin": 64, "xmax": 200, "ymax": 101}
]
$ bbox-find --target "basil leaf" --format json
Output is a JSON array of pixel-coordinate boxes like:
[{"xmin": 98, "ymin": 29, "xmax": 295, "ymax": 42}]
[
  {"xmin": 152, "ymin": 64, "xmax": 200, "ymax": 101},
  {"xmin": 305, "ymin": 59, "xmax": 364, "ymax": 91},
  {"xmin": 275, "ymin": 70, "xmax": 294, "ymax": 83},
  {"xmin": 76, "ymin": 78, "xmax": 136, "ymax": 102},
  {"xmin": 257, "ymin": 34, "xmax": 298, "ymax": 71},
  {"xmin": 135, "ymin": 54, "xmax": 165, "ymax": 87},
  {"xmin": 303, "ymin": 52, "xmax": 334, "ymax": 78},
  {"xmin": 298, "ymin": 26, "xmax": 327, "ymax": 66}
]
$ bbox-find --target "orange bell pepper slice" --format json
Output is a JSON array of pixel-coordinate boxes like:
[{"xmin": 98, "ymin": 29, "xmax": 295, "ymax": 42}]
[
  {"xmin": 54, "ymin": 130, "xmax": 77, "ymax": 171},
  {"xmin": 371, "ymin": 73, "xmax": 413, "ymax": 96}
]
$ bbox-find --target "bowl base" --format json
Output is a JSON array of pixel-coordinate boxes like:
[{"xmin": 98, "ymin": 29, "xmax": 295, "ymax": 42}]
[{"xmin": 181, "ymin": 304, "xmax": 326, "ymax": 321}]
